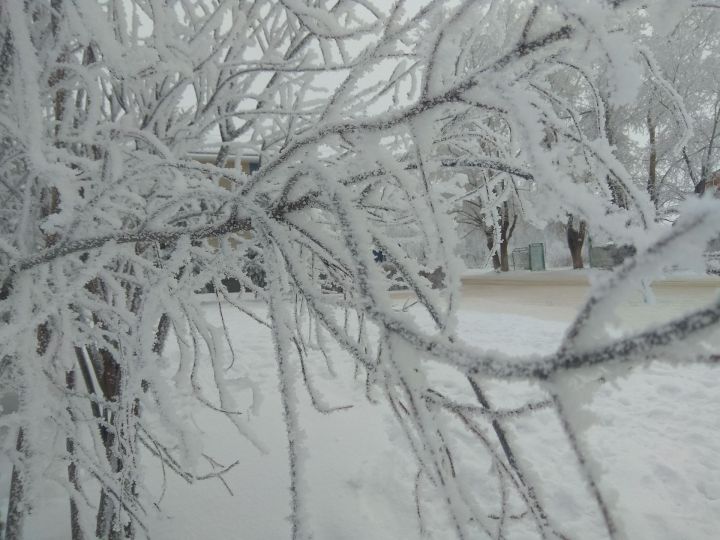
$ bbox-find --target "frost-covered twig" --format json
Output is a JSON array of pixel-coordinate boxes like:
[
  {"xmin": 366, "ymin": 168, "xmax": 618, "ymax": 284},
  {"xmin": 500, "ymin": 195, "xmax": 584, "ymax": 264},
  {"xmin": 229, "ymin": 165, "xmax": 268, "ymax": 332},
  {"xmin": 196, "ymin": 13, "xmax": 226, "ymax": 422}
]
[{"xmin": 1, "ymin": 1, "xmax": 711, "ymax": 539}]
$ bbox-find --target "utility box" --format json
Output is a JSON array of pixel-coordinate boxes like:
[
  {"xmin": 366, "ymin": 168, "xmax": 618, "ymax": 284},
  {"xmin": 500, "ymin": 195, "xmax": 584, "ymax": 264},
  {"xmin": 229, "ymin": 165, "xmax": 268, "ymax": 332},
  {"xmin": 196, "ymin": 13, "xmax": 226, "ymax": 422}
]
[
  {"xmin": 511, "ymin": 243, "xmax": 545, "ymax": 271},
  {"xmin": 511, "ymin": 246, "xmax": 530, "ymax": 270},
  {"xmin": 529, "ymin": 243, "xmax": 546, "ymax": 271},
  {"xmin": 589, "ymin": 242, "xmax": 635, "ymax": 270}
]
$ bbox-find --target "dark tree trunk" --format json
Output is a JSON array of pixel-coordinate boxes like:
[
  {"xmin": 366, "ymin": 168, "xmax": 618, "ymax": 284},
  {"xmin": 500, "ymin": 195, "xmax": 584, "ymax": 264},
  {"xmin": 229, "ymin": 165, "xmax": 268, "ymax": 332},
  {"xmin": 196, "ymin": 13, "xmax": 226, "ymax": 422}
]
[
  {"xmin": 682, "ymin": 147, "xmax": 705, "ymax": 195},
  {"xmin": 602, "ymin": 94, "xmax": 628, "ymax": 209},
  {"xmin": 66, "ymin": 370, "xmax": 85, "ymax": 540},
  {"xmin": 498, "ymin": 202, "xmax": 517, "ymax": 272},
  {"xmin": 92, "ymin": 343, "xmax": 138, "ymax": 540},
  {"xmin": 84, "ymin": 278, "xmax": 134, "ymax": 540},
  {"xmin": 647, "ymin": 113, "xmax": 658, "ymax": 207},
  {"xmin": 95, "ymin": 347, "xmax": 126, "ymax": 540},
  {"xmin": 499, "ymin": 240, "xmax": 510, "ymax": 272},
  {"xmin": 5, "ymin": 430, "xmax": 27, "ymax": 540},
  {"xmin": 152, "ymin": 313, "xmax": 171, "ymax": 355},
  {"xmin": 570, "ymin": 245, "xmax": 584, "ymax": 269},
  {"xmin": 484, "ymin": 228, "xmax": 501, "ymax": 271},
  {"xmin": 696, "ymin": 94, "xmax": 720, "ymax": 196},
  {"xmin": 5, "ymin": 318, "xmax": 55, "ymax": 538},
  {"xmin": 567, "ymin": 215, "xmax": 587, "ymax": 269}
]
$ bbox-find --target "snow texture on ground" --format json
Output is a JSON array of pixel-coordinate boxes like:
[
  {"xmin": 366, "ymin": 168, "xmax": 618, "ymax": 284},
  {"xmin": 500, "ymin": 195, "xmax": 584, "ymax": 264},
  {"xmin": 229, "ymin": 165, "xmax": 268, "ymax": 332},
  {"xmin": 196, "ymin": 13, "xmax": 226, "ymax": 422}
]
[{"xmin": 3, "ymin": 284, "xmax": 720, "ymax": 539}]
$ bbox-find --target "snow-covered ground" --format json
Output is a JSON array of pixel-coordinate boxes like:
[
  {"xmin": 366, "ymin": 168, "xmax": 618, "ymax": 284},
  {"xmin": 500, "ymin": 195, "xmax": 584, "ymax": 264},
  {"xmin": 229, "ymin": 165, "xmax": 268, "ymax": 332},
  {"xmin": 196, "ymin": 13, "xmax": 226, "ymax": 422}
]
[{"xmin": 6, "ymin": 279, "xmax": 720, "ymax": 539}]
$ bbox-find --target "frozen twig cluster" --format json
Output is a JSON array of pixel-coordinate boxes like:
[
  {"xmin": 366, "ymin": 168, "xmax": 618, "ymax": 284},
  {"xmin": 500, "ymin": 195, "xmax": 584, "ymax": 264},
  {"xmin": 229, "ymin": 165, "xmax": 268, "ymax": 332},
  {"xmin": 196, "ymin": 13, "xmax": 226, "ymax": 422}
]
[{"xmin": 1, "ymin": 1, "xmax": 719, "ymax": 539}]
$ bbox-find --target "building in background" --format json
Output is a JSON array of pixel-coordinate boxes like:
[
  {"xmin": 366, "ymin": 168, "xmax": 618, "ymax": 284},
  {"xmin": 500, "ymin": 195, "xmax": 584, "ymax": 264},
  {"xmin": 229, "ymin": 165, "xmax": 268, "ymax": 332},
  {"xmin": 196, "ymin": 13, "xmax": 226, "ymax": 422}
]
[
  {"xmin": 189, "ymin": 150, "xmax": 261, "ymax": 181},
  {"xmin": 190, "ymin": 151, "xmax": 263, "ymax": 292}
]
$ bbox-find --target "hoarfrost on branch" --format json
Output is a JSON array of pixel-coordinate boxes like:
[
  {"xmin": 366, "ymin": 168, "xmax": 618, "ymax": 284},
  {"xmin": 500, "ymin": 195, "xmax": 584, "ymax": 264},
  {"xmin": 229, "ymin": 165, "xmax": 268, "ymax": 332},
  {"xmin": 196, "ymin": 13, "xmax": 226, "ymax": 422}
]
[{"xmin": 1, "ymin": 1, "xmax": 719, "ymax": 539}]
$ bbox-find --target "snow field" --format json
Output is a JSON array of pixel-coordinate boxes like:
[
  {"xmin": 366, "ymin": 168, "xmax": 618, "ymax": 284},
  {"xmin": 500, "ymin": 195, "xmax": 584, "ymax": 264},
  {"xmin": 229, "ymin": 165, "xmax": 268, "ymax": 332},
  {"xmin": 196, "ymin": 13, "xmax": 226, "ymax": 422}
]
[
  {"xmin": 5, "ymin": 283, "xmax": 720, "ymax": 539},
  {"xmin": 146, "ymin": 287, "xmax": 720, "ymax": 539}
]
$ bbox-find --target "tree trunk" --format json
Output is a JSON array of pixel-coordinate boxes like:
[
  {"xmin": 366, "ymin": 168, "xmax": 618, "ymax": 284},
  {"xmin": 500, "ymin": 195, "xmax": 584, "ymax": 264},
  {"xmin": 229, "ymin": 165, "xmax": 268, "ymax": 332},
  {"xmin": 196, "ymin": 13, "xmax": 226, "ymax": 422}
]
[
  {"xmin": 499, "ymin": 240, "xmax": 510, "ymax": 272},
  {"xmin": 682, "ymin": 147, "xmax": 705, "ymax": 195},
  {"xmin": 498, "ymin": 202, "xmax": 516, "ymax": 272},
  {"xmin": 92, "ymin": 345, "xmax": 138, "ymax": 540},
  {"xmin": 567, "ymin": 215, "xmax": 587, "ymax": 269},
  {"xmin": 5, "ymin": 430, "xmax": 27, "ymax": 540},
  {"xmin": 602, "ymin": 93, "xmax": 628, "ymax": 209},
  {"xmin": 83, "ymin": 278, "xmax": 134, "ymax": 540},
  {"xmin": 95, "ymin": 347, "xmax": 126, "ymax": 540},
  {"xmin": 484, "ymin": 227, "xmax": 501, "ymax": 271},
  {"xmin": 569, "ymin": 242, "xmax": 584, "ymax": 269},
  {"xmin": 152, "ymin": 313, "xmax": 171, "ymax": 355},
  {"xmin": 5, "ymin": 313, "xmax": 55, "ymax": 538},
  {"xmin": 647, "ymin": 113, "xmax": 658, "ymax": 208},
  {"xmin": 698, "ymin": 94, "xmax": 720, "ymax": 197},
  {"xmin": 66, "ymin": 370, "xmax": 85, "ymax": 540}
]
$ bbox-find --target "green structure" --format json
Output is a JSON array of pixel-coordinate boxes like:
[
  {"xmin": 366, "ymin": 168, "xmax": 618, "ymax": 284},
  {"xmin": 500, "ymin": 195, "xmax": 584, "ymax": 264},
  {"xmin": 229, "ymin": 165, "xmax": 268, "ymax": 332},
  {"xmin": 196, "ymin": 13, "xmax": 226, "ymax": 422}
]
[{"xmin": 511, "ymin": 243, "xmax": 546, "ymax": 271}]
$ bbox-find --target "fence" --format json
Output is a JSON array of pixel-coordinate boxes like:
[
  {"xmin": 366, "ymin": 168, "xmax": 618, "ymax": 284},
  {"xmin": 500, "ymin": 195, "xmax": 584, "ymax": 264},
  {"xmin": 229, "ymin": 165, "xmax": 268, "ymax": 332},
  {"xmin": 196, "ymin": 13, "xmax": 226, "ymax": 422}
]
[{"xmin": 511, "ymin": 247, "xmax": 529, "ymax": 270}]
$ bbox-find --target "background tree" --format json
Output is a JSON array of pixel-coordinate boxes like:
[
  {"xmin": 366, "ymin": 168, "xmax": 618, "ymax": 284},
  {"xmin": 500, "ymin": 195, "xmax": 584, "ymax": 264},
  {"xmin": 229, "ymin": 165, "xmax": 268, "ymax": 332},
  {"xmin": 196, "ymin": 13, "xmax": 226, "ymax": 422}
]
[
  {"xmin": 641, "ymin": 7, "xmax": 720, "ymax": 203},
  {"xmin": 2, "ymin": 2, "xmax": 720, "ymax": 540},
  {"xmin": 454, "ymin": 175, "xmax": 523, "ymax": 272},
  {"xmin": 591, "ymin": 6, "xmax": 720, "ymax": 216}
]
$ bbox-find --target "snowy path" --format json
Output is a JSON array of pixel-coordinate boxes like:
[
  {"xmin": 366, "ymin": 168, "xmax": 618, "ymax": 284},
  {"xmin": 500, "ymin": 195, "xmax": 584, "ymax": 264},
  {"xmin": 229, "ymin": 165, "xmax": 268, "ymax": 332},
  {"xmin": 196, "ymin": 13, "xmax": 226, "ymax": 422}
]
[{"xmin": 457, "ymin": 269, "xmax": 720, "ymax": 324}]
